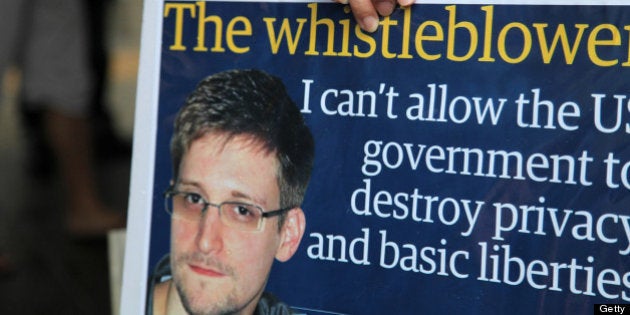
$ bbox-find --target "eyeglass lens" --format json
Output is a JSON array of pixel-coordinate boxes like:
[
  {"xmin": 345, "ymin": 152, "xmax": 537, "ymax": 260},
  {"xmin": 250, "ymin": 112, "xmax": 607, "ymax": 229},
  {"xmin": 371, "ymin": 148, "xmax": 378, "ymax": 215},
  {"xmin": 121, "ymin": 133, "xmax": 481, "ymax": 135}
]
[{"xmin": 166, "ymin": 192, "xmax": 264, "ymax": 231}]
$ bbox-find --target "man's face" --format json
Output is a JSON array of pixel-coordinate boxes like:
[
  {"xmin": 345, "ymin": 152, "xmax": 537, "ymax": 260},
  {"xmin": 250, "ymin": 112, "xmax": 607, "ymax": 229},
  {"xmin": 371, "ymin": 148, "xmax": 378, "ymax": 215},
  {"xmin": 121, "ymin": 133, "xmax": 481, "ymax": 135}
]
[{"xmin": 170, "ymin": 133, "xmax": 286, "ymax": 315}]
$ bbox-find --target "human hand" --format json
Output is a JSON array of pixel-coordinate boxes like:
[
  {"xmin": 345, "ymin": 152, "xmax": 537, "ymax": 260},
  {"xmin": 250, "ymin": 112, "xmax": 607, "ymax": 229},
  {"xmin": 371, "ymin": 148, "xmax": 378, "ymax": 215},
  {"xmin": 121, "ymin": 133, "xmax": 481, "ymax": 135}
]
[{"xmin": 336, "ymin": 0, "xmax": 415, "ymax": 33}]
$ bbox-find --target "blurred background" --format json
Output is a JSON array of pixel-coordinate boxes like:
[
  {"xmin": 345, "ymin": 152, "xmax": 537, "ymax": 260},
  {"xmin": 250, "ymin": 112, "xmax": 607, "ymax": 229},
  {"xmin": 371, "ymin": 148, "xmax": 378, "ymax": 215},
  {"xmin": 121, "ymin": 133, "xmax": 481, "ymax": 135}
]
[{"xmin": 0, "ymin": 0, "xmax": 141, "ymax": 314}]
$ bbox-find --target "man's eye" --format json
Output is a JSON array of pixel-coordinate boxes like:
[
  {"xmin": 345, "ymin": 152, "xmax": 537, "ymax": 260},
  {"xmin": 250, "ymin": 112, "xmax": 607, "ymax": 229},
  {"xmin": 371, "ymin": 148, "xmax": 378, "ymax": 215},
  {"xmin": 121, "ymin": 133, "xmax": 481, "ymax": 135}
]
[
  {"xmin": 227, "ymin": 204, "xmax": 262, "ymax": 224},
  {"xmin": 183, "ymin": 193, "xmax": 204, "ymax": 205},
  {"xmin": 234, "ymin": 205, "xmax": 254, "ymax": 217}
]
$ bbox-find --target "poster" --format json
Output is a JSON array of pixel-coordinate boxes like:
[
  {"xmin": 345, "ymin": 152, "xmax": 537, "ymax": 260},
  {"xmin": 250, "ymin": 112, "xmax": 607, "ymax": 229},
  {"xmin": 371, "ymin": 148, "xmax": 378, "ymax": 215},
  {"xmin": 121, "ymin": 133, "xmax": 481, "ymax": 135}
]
[{"xmin": 121, "ymin": 1, "xmax": 630, "ymax": 314}]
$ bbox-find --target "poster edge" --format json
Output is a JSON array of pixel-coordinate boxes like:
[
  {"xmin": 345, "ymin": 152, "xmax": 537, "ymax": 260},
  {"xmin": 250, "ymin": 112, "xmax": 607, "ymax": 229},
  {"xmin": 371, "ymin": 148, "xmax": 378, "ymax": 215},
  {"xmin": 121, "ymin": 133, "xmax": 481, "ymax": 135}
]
[
  {"xmin": 119, "ymin": 0, "xmax": 164, "ymax": 314},
  {"xmin": 163, "ymin": 0, "xmax": 630, "ymax": 5}
]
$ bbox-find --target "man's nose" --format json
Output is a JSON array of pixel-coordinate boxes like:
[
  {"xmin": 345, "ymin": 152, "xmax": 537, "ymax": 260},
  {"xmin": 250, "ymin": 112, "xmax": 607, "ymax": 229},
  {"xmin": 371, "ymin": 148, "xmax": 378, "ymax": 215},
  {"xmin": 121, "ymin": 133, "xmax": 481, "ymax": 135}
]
[{"xmin": 195, "ymin": 205, "xmax": 224, "ymax": 253}]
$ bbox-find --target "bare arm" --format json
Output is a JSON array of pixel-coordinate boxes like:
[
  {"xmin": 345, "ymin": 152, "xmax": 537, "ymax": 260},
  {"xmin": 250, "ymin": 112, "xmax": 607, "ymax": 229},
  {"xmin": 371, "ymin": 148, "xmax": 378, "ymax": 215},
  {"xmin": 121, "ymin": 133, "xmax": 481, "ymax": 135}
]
[{"xmin": 337, "ymin": 0, "xmax": 415, "ymax": 33}]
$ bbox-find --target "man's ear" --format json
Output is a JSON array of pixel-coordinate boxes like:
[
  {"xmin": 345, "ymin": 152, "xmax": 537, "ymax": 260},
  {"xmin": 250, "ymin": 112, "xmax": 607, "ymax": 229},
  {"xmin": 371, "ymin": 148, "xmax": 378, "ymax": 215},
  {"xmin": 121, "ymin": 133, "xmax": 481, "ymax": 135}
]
[{"xmin": 275, "ymin": 207, "xmax": 306, "ymax": 262}]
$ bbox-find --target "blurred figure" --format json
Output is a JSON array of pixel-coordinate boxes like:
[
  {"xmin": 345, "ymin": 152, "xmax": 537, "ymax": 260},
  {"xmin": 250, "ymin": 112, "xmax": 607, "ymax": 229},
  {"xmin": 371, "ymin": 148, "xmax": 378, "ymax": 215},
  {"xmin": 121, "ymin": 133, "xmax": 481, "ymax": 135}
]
[
  {"xmin": 83, "ymin": 0, "xmax": 132, "ymax": 161},
  {"xmin": 21, "ymin": 0, "xmax": 131, "ymax": 178},
  {"xmin": 0, "ymin": 0, "xmax": 125, "ymax": 236}
]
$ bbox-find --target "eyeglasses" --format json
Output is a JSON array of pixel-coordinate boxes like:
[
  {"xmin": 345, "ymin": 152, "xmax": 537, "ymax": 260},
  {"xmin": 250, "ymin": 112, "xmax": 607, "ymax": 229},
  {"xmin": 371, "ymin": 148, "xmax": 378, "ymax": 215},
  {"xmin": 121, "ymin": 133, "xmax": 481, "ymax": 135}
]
[{"xmin": 164, "ymin": 189, "xmax": 293, "ymax": 232}]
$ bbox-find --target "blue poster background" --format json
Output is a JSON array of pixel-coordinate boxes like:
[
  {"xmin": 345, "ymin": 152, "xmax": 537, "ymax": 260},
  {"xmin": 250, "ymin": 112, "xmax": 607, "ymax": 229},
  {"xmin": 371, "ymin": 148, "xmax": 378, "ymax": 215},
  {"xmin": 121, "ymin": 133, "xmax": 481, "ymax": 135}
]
[{"xmin": 148, "ymin": 2, "xmax": 630, "ymax": 314}]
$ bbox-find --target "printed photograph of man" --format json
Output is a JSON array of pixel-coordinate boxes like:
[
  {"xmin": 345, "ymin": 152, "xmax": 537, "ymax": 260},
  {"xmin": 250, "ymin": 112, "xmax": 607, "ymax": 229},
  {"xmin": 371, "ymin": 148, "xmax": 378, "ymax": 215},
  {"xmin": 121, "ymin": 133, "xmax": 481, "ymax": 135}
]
[{"xmin": 148, "ymin": 69, "xmax": 315, "ymax": 315}]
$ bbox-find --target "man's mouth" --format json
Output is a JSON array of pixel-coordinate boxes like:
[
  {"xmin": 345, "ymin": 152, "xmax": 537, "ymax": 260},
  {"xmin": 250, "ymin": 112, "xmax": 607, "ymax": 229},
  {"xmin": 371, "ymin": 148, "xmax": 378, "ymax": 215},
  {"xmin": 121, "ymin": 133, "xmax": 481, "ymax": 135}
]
[{"xmin": 189, "ymin": 264, "xmax": 226, "ymax": 277}]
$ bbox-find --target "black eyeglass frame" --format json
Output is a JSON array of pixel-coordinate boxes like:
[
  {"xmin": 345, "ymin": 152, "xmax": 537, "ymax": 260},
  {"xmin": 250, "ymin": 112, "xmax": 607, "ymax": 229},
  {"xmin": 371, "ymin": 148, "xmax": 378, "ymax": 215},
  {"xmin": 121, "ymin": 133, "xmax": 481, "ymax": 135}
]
[{"xmin": 163, "ymin": 188, "xmax": 295, "ymax": 230}]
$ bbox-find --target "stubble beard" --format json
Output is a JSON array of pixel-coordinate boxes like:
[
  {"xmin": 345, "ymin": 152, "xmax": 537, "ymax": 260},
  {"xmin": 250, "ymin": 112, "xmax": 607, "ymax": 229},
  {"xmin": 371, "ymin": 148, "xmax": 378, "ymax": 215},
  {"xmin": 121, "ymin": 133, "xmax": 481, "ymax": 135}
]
[{"xmin": 172, "ymin": 252, "xmax": 242, "ymax": 315}]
